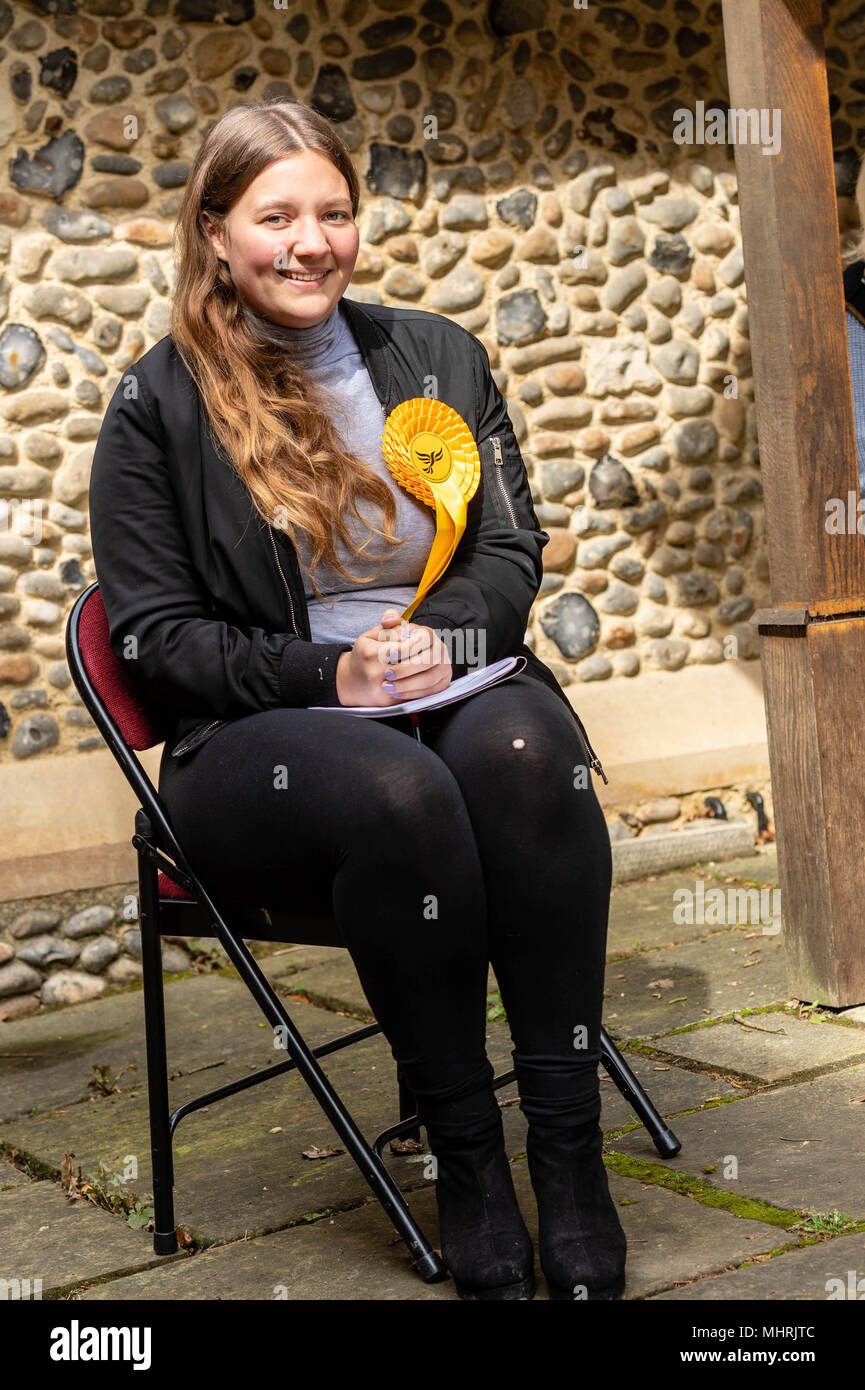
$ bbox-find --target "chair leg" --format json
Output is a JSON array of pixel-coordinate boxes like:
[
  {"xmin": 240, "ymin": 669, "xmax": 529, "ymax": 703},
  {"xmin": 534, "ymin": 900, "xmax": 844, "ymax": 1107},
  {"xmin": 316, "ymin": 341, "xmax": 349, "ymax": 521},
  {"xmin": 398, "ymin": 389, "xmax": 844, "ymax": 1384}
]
[
  {"xmin": 180, "ymin": 876, "xmax": 447, "ymax": 1283},
  {"xmin": 137, "ymin": 812, "xmax": 178, "ymax": 1255},
  {"xmin": 599, "ymin": 1025, "xmax": 681, "ymax": 1158}
]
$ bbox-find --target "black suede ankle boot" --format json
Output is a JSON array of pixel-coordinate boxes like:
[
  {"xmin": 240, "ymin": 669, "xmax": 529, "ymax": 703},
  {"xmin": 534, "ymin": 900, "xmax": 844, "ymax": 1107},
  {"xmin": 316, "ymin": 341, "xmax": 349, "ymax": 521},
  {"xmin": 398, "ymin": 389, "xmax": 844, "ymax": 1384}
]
[
  {"xmin": 512, "ymin": 1052, "xmax": 626, "ymax": 1300},
  {"xmin": 525, "ymin": 1116, "xmax": 627, "ymax": 1301},
  {"xmin": 423, "ymin": 1104, "xmax": 535, "ymax": 1301}
]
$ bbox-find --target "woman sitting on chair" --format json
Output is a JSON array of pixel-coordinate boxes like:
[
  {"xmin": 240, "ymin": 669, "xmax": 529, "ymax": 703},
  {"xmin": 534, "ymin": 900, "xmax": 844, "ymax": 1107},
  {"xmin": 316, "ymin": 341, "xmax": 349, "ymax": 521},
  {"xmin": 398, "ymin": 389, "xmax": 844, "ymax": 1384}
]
[{"xmin": 88, "ymin": 98, "xmax": 626, "ymax": 1301}]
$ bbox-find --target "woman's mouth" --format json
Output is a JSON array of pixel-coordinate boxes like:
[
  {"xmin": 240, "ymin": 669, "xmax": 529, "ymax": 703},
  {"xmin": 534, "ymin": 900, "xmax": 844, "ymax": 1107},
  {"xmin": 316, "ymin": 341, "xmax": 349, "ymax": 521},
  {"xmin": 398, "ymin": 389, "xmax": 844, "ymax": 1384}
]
[{"xmin": 278, "ymin": 269, "xmax": 332, "ymax": 286}]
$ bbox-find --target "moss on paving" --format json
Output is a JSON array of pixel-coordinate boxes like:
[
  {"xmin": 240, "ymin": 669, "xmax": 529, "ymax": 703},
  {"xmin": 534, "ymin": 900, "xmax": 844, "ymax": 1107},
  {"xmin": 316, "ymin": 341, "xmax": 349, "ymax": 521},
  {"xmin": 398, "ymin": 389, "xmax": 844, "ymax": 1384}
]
[{"xmin": 601, "ymin": 1148, "xmax": 865, "ymax": 1241}]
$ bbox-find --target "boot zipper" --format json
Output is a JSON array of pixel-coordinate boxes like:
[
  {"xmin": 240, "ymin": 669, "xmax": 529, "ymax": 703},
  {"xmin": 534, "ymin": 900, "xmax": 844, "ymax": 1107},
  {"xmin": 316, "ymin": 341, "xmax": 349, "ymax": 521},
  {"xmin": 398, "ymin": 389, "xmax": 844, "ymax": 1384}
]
[{"xmin": 490, "ymin": 435, "xmax": 519, "ymax": 529}]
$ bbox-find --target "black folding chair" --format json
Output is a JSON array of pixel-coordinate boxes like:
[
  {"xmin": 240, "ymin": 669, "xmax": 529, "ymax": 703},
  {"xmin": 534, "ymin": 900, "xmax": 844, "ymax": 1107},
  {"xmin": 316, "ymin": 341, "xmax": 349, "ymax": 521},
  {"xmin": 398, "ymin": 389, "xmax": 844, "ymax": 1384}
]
[{"xmin": 65, "ymin": 581, "xmax": 680, "ymax": 1285}]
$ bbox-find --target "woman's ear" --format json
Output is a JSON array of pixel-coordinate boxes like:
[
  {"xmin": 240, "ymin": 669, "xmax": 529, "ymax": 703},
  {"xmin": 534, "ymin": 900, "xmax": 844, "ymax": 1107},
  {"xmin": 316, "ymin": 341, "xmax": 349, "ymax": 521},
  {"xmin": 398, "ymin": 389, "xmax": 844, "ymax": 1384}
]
[{"xmin": 202, "ymin": 211, "xmax": 227, "ymax": 263}]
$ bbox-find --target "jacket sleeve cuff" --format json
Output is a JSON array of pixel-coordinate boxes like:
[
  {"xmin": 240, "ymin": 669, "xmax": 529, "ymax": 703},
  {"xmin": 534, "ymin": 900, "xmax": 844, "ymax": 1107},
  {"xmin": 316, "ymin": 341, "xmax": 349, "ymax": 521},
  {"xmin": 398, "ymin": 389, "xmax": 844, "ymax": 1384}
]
[{"xmin": 278, "ymin": 638, "xmax": 354, "ymax": 708}]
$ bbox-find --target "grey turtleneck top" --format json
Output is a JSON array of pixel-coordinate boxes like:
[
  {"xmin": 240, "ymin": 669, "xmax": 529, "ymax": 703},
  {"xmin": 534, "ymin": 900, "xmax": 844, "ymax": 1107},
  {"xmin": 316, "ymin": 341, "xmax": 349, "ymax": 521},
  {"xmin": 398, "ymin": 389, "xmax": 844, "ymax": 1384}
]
[{"xmin": 243, "ymin": 298, "xmax": 437, "ymax": 645}]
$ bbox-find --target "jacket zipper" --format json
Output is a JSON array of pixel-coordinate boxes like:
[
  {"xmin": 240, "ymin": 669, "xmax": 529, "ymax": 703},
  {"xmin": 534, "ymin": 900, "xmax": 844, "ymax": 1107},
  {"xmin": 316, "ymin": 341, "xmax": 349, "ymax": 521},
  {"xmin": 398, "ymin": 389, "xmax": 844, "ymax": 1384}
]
[
  {"xmin": 173, "ymin": 531, "xmax": 301, "ymax": 759},
  {"xmin": 488, "ymin": 437, "xmax": 605, "ymax": 780},
  {"xmin": 171, "ymin": 718, "xmax": 224, "ymax": 758},
  {"xmin": 491, "ymin": 435, "xmax": 519, "ymax": 528},
  {"xmin": 268, "ymin": 526, "xmax": 299, "ymax": 635},
  {"xmin": 571, "ymin": 713, "xmax": 608, "ymax": 785}
]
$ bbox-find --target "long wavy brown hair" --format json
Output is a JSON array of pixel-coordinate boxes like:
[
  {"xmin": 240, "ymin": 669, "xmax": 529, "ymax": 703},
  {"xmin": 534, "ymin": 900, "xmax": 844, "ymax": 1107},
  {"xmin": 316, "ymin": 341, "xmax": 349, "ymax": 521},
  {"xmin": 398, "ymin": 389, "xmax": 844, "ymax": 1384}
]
[{"xmin": 170, "ymin": 98, "xmax": 404, "ymax": 599}]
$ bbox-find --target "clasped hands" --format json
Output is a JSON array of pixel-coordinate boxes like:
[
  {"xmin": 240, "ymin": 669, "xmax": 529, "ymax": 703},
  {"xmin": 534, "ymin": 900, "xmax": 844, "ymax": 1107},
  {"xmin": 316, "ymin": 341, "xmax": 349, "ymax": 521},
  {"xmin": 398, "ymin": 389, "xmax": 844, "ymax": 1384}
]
[{"xmin": 335, "ymin": 607, "xmax": 453, "ymax": 707}]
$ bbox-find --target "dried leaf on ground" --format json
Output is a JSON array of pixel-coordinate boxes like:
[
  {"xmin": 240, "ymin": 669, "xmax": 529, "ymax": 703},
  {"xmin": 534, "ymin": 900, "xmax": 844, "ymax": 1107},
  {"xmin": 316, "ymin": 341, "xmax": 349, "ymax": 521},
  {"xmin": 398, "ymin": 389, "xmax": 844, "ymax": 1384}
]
[
  {"xmin": 389, "ymin": 1137, "xmax": 425, "ymax": 1155},
  {"xmin": 301, "ymin": 1145, "xmax": 343, "ymax": 1161},
  {"xmin": 60, "ymin": 1152, "xmax": 82, "ymax": 1200}
]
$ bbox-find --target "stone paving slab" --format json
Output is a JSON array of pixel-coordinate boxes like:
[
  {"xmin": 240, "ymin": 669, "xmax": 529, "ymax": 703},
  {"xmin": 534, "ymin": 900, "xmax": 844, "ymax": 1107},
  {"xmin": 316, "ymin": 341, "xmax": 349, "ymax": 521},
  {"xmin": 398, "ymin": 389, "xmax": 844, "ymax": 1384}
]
[
  {"xmin": 71, "ymin": 1164, "xmax": 785, "ymax": 1302},
  {"xmin": 602, "ymin": 1169, "xmax": 790, "ymax": 1300},
  {"xmin": 613, "ymin": 1062, "xmax": 865, "ymax": 1220},
  {"xmin": 1, "ymin": 980, "xmax": 736, "ymax": 1248},
  {"xmin": 266, "ymin": 944, "xmax": 501, "ymax": 1021},
  {"xmin": 651, "ymin": 1230, "xmax": 865, "ymax": 1300},
  {"xmin": 0, "ymin": 1159, "xmax": 34, "ymax": 1189},
  {"xmin": 604, "ymin": 928, "xmax": 789, "ymax": 1039},
  {"xmin": 0, "ymin": 969, "xmax": 359, "ymax": 1122},
  {"xmin": 596, "ymin": 1051, "xmax": 740, "ymax": 1131},
  {"xmin": 606, "ymin": 873, "xmax": 750, "ymax": 957},
  {"xmin": 1, "ymin": 1003, "xmax": 522, "ymax": 1246},
  {"xmin": 0, "ymin": 1180, "xmax": 182, "ymax": 1297},
  {"xmin": 708, "ymin": 849, "xmax": 779, "ymax": 886},
  {"xmin": 651, "ymin": 1014, "xmax": 865, "ymax": 1084}
]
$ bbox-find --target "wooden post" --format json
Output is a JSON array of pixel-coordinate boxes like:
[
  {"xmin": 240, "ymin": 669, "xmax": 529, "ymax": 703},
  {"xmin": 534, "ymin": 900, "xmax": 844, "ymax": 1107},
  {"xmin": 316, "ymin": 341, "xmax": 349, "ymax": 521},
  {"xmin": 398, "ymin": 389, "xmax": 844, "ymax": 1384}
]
[{"xmin": 722, "ymin": 0, "xmax": 865, "ymax": 1005}]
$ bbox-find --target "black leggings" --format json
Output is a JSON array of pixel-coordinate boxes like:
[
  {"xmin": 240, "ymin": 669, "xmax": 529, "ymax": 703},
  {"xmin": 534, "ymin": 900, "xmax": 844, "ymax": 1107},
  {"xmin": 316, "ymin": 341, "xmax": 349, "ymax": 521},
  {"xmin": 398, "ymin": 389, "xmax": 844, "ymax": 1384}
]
[{"xmin": 157, "ymin": 671, "xmax": 612, "ymax": 1133}]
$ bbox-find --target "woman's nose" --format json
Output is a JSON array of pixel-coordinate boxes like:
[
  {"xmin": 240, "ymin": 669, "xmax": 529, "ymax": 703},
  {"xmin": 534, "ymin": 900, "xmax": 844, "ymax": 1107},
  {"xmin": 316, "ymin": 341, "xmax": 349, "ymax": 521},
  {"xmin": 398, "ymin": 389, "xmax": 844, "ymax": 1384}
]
[{"xmin": 290, "ymin": 216, "xmax": 332, "ymax": 252}]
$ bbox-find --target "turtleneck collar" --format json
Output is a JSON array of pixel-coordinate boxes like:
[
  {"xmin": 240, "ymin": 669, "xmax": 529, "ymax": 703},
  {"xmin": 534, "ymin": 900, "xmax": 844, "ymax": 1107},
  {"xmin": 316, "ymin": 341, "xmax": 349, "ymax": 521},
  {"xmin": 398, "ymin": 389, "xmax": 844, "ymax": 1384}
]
[{"xmin": 241, "ymin": 297, "xmax": 342, "ymax": 362}]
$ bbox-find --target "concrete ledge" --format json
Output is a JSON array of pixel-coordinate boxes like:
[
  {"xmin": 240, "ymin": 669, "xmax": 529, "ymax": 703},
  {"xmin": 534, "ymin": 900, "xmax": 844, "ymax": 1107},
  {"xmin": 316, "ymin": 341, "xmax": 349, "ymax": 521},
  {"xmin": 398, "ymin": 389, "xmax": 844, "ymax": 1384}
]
[
  {"xmin": 611, "ymin": 822, "xmax": 757, "ymax": 883},
  {"xmin": 559, "ymin": 655, "xmax": 769, "ymax": 805},
  {"xmin": 0, "ymin": 745, "xmax": 162, "ymax": 901}
]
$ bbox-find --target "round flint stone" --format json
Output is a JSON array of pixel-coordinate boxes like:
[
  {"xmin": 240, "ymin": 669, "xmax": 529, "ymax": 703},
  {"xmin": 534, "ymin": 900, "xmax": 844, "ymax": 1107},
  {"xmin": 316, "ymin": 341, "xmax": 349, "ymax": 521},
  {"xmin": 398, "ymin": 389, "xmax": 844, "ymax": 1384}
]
[
  {"xmin": 589, "ymin": 455, "xmax": 639, "ymax": 508},
  {"xmin": 64, "ymin": 904, "xmax": 115, "ymax": 939},
  {"xmin": 367, "ymin": 142, "xmax": 426, "ymax": 199},
  {"xmin": 496, "ymin": 187, "xmax": 537, "ymax": 228},
  {"xmin": 12, "ymin": 713, "xmax": 59, "ymax": 759},
  {"xmin": 496, "ymin": 288, "xmax": 547, "ymax": 345},
  {"xmin": 0, "ymin": 324, "xmax": 46, "ymax": 388},
  {"xmin": 312, "ymin": 63, "xmax": 356, "ymax": 123},
  {"xmin": 539, "ymin": 591, "xmax": 601, "ymax": 659},
  {"xmin": 41, "ymin": 206, "xmax": 112, "ymax": 242},
  {"xmin": 10, "ymin": 129, "xmax": 85, "ymax": 199}
]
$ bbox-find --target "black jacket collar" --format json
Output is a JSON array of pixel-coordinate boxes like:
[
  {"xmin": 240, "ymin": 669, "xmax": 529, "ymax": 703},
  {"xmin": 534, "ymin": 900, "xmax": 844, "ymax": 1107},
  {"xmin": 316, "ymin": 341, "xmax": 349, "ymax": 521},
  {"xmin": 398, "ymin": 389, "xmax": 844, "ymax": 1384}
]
[{"xmin": 338, "ymin": 296, "xmax": 400, "ymax": 415}]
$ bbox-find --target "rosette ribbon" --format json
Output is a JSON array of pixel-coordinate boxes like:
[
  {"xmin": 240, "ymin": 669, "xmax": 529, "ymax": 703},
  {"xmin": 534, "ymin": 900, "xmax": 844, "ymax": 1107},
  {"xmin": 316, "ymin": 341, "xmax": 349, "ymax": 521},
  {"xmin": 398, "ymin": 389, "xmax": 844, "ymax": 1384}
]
[{"xmin": 380, "ymin": 397, "xmax": 481, "ymax": 621}]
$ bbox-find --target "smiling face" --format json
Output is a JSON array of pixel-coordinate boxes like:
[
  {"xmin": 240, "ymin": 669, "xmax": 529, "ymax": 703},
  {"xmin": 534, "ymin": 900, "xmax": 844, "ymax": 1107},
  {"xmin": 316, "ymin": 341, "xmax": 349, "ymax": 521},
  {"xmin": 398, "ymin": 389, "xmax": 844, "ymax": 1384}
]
[{"xmin": 202, "ymin": 150, "xmax": 360, "ymax": 328}]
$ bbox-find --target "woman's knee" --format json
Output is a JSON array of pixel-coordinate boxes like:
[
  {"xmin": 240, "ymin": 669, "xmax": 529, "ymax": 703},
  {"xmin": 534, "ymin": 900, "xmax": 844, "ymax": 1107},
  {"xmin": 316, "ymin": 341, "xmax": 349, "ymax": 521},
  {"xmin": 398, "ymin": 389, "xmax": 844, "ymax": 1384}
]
[
  {"xmin": 431, "ymin": 685, "xmax": 606, "ymax": 831},
  {"xmin": 352, "ymin": 740, "xmax": 475, "ymax": 849}
]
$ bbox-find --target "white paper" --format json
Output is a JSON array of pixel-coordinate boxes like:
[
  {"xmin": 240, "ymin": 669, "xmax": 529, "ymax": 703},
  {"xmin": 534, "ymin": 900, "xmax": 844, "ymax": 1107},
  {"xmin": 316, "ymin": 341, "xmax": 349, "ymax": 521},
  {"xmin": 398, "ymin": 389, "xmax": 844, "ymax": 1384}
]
[{"xmin": 309, "ymin": 655, "xmax": 526, "ymax": 718}]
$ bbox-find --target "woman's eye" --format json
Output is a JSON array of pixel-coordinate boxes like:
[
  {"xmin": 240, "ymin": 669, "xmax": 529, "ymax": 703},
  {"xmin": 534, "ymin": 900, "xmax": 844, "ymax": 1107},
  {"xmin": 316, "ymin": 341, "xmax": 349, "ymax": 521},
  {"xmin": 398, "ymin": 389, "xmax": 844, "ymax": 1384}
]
[{"xmin": 265, "ymin": 212, "xmax": 348, "ymax": 224}]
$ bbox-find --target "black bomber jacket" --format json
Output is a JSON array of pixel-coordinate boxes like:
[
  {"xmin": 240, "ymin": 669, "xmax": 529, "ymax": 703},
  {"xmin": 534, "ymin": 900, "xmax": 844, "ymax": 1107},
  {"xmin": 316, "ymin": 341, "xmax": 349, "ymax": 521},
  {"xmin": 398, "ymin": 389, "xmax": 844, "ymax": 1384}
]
[{"xmin": 88, "ymin": 295, "xmax": 607, "ymax": 781}]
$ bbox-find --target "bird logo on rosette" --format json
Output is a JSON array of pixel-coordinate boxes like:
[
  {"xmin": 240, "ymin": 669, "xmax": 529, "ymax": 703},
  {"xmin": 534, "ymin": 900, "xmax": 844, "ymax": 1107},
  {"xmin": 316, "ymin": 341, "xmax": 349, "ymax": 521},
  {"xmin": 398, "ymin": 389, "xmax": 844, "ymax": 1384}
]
[
  {"xmin": 381, "ymin": 397, "xmax": 481, "ymax": 621},
  {"xmin": 411, "ymin": 434, "xmax": 449, "ymax": 480}
]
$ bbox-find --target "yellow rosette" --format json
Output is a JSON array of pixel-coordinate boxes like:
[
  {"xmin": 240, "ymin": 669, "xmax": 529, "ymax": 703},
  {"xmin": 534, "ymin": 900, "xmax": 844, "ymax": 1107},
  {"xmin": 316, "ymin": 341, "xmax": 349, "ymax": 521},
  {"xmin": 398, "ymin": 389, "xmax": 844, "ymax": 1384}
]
[{"xmin": 380, "ymin": 397, "xmax": 481, "ymax": 621}]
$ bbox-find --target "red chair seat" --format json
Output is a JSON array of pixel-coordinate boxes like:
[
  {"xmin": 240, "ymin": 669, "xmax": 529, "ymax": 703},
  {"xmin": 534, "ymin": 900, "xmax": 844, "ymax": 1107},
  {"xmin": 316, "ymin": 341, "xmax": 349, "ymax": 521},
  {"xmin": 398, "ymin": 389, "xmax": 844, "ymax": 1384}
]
[
  {"xmin": 156, "ymin": 868, "xmax": 255, "ymax": 909},
  {"xmin": 158, "ymin": 870, "xmax": 195, "ymax": 900}
]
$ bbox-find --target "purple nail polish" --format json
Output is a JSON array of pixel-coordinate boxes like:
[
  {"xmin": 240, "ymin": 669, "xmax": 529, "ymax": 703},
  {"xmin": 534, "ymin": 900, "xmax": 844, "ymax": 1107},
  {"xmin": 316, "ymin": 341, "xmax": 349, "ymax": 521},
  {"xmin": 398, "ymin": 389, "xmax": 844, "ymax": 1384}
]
[{"xmin": 382, "ymin": 681, "xmax": 395, "ymax": 692}]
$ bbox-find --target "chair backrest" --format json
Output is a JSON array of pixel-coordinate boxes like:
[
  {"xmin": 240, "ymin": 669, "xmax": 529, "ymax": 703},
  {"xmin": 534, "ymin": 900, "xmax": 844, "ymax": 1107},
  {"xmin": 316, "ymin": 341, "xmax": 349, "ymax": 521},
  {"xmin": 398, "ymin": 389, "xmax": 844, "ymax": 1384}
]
[
  {"xmin": 65, "ymin": 583, "xmax": 346, "ymax": 941},
  {"xmin": 69, "ymin": 584, "xmax": 166, "ymax": 750},
  {"xmin": 65, "ymin": 582, "xmax": 189, "ymax": 870}
]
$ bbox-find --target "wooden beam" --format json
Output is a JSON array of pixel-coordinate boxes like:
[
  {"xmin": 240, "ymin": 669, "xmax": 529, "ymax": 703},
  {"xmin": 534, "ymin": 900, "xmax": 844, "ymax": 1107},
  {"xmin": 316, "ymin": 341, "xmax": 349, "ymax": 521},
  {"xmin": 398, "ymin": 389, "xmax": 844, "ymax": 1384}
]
[
  {"xmin": 722, "ymin": 0, "xmax": 865, "ymax": 1004},
  {"xmin": 723, "ymin": 0, "xmax": 865, "ymax": 604}
]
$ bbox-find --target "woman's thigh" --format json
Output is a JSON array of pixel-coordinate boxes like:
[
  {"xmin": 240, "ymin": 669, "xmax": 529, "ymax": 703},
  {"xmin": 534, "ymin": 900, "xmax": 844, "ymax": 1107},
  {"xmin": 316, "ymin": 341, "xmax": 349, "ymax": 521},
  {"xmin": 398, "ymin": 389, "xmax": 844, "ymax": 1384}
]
[
  {"xmin": 157, "ymin": 706, "xmax": 479, "ymax": 910},
  {"xmin": 419, "ymin": 671, "xmax": 604, "ymax": 825},
  {"xmin": 417, "ymin": 671, "xmax": 612, "ymax": 908}
]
